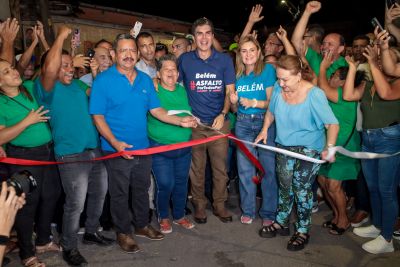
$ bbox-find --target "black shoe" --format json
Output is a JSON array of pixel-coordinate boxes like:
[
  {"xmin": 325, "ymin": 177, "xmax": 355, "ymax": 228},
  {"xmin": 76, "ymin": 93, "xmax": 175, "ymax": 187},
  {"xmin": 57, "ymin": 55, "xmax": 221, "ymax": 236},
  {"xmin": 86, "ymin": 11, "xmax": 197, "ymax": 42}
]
[
  {"xmin": 83, "ymin": 232, "xmax": 114, "ymax": 246},
  {"xmin": 63, "ymin": 248, "xmax": 88, "ymax": 266}
]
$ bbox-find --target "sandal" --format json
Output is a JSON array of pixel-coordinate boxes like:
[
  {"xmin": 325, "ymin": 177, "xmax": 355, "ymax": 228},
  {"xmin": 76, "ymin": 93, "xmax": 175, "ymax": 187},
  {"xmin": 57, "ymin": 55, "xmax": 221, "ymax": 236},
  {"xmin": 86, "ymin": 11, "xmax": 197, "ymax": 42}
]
[
  {"xmin": 287, "ymin": 232, "xmax": 310, "ymax": 251},
  {"xmin": 329, "ymin": 224, "xmax": 350, "ymax": 236},
  {"xmin": 259, "ymin": 221, "xmax": 290, "ymax": 238},
  {"xmin": 22, "ymin": 256, "xmax": 46, "ymax": 267},
  {"xmin": 35, "ymin": 241, "xmax": 60, "ymax": 254}
]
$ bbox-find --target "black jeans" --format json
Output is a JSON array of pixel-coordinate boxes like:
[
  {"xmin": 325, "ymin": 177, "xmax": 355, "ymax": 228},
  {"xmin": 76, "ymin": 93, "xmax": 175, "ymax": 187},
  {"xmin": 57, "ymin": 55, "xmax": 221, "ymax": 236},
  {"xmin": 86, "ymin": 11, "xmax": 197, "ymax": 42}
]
[
  {"xmin": 104, "ymin": 154, "xmax": 152, "ymax": 234},
  {"xmin": 6, "ymin": 142, "xmax": 61, "ymax": 260}
]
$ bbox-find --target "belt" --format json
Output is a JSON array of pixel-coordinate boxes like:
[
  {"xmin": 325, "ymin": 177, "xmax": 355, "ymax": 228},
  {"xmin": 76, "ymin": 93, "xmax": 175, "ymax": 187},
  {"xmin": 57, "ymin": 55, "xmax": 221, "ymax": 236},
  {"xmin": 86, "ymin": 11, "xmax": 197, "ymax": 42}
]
[
  {"xmin": 6, "ymin": 141, "xmax": 53, "ymax": 151},
  {"xmin": 388, "ymin": 121, "xmax": 399, "ymax": 126}
]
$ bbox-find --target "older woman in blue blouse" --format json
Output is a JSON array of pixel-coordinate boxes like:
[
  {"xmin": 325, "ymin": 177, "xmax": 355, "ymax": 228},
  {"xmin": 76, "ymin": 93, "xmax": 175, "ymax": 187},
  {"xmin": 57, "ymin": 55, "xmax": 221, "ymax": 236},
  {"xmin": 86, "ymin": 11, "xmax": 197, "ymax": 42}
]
[{"xmin": 255, "ymin": 55, "xmax": 339, "ymax": 251}]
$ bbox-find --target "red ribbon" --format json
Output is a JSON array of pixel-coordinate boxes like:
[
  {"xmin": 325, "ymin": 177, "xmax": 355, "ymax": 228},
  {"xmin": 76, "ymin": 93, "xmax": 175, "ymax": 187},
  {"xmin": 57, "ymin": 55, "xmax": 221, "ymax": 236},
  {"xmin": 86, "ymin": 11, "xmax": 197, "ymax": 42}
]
[{"xmin": 0, "ymin": 133, "xmax": 265, "ymax": 184}]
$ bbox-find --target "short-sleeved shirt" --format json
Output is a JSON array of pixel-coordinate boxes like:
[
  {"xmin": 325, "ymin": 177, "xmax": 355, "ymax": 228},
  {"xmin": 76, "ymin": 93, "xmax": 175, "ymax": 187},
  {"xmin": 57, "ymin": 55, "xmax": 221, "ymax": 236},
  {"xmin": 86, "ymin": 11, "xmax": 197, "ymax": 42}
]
[
  {"xmin": 269, "ymin": 83, "xmax": 338, "ymax": 152},
  {"xmin": 147, "ymin": 83, "xmax": 192, "ymax": 144},
  {"xmin": 135, "ymin": 60, "xmax": 157, "ymax": 79},
  {"xmin": 178, "ymin": 48, "xmax": 235, "ymax": 124},
  {"xmin": 306, "ymin": 47, "xmax": 348, "ymax": 78},
  {"xmin": 90, "ymin": 65, "xmax": 160, "ymax": 151},
  {"xmin": 34, "ymin": 79, "xmax": 98, "ymax": 156},
  {"xmin": 235, "ymin": 63, "xmax": 276, "ymax": 114},
  {"xmin": 0, "ymin": 82, "xmax": 52, "ymax": 147}
]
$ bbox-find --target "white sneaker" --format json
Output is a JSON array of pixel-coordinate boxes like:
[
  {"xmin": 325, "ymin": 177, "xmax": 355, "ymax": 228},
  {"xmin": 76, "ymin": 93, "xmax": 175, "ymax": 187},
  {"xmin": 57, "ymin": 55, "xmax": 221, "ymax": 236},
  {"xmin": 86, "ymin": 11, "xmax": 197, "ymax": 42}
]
[
  {"xmin": 353, "ymin": 225, "xmax": 381, "ymax": 238},
  {"xmin": 362, "ymin": 235, "xmax": 394, "ymax": 254}
]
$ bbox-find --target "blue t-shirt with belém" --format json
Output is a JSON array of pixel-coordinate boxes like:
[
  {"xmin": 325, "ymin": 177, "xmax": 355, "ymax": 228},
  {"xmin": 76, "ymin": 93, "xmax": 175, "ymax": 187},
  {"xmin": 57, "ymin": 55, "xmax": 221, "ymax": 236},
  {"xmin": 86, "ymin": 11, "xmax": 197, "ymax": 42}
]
[
  {"xmin": 178, "ymin": 48, "xmax": 235, "ymax": 124},
  {"xmin": 235, "ymin": 63, "xmax": 276, "ymax": 114}
]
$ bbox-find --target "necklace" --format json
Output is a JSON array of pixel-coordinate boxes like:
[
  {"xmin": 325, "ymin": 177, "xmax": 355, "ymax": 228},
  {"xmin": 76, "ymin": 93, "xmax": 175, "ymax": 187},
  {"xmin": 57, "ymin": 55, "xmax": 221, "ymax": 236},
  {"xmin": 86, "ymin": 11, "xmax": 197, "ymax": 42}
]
[{"xmin": 369, "ymin": 86, "xmax": 375, "ymax": 109}]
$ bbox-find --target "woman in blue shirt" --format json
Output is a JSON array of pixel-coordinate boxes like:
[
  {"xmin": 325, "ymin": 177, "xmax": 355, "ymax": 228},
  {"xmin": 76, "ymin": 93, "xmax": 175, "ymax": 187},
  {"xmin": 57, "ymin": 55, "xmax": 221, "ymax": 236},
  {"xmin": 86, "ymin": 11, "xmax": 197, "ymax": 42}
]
[
  {"xmin": 230, "ymin": 35, "xmax": 278, "ymax": 228},
  {"xmin": 255, "ymin": 55, "xmax": 339, "ymax": 251}
]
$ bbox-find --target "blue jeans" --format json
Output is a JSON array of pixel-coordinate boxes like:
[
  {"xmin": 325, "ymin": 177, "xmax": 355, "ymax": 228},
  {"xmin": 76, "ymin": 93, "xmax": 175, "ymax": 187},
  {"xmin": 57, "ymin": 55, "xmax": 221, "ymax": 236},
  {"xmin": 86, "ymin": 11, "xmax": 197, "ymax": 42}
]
[
  {"xmin": 56, "ymin": 148, "xmax": 108, "ymax": 250},
  {"xmin": 235, "ymin": 113, "xmax": 277, "ymax": 220},
  {"xmin": 150, "ymin": 140, "xmax": 192, "ymax": 220},
  {"xmin": 361, "ymin": 124, "xmax": 400, "ymax": 240}
]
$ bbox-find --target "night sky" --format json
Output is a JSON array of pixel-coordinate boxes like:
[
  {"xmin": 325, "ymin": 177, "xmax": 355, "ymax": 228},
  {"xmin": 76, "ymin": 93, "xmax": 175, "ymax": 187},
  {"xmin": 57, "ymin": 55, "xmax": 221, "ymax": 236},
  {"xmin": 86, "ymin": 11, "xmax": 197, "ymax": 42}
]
[{"xmin": 81, "ymin": 0, "xmax": 386, "ymax": 43}]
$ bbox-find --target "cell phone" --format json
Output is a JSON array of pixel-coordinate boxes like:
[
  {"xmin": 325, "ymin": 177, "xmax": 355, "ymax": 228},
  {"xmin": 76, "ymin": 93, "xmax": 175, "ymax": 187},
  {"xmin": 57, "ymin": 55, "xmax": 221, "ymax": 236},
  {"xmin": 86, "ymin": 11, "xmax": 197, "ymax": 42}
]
[
  {"xmin": 86, "ymin": 48, "xmax": 95, "ymax": 59},
  {"xmin": 387, "ymin": 0, "xmax": 397, "ymax": 8},
  {"xmin": 371, "ymin": 17, "xmax": 384, "ymax": 32},
  {"xmin": 73, "ymin": 28, "xmax": 81, "ymax": 47},
  {"xmin": 131, "ymin": 21, "xmax": 142, "ymax": 38}
]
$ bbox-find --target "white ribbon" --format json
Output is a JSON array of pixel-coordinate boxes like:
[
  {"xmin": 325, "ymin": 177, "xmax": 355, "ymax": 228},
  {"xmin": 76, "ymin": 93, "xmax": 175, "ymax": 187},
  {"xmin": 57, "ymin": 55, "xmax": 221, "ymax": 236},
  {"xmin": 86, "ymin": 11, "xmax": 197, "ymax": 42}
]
[{"xmin": 167, "ymin": 110, "xmax": 400, "ymax": 164}]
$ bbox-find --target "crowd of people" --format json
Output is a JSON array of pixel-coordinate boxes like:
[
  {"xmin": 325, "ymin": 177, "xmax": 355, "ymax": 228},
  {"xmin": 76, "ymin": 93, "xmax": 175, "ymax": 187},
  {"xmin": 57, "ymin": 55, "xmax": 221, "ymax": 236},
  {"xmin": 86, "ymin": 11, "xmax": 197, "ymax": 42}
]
[{"xmin": 0, "ymin": 1, "xmax": 399, "ymax": 266}]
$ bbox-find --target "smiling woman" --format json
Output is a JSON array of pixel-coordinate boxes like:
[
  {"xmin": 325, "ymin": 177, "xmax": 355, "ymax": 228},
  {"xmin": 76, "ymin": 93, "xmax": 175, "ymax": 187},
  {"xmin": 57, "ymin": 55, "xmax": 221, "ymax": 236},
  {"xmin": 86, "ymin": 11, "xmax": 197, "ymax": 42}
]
[
  {"xmin": 0, "ymin": 59, "xmax": 59, "ymax": 267},
  {"xmin": 147, "ymin": 54, "xmax": 194, "ymax": 234}
]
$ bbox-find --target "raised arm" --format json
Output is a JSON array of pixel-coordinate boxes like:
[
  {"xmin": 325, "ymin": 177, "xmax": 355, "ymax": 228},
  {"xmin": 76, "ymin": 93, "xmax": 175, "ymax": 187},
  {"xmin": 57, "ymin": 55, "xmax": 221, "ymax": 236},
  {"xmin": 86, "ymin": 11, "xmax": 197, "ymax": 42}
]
[
  {"xmin": 276, "ymin": 26, "xmax": 296, "ymax": 56},
  {"xmin": 40, "ymin": 25, "xmax": 71, "ymax": 91},
  {"xmin": 364, "ymin": 44, "xmax": 400, "ymax": 100},
  {"xmin": 0, "ymin": 183, "xmax": 26, "ymax": 267},
  {"xmin": 318, "ymin": 51, "xmax": 339, "ymax": 102},
  {"xmin": 17, "ymin": 26, "xmax": 38, "ymax": 75},
  {"xmin": 342, "ymin": 56, "xmax": 365, "ymax": 101},
  {"xmin": 36, "ymin": 21, "xmax": 50, "ymax": 51},
  {"xmin": 377, "ymin": 27, "xmax": 400, "ymax": 77},
  {"xmin": 241, "ymin": 4, "xmax": 264, "ymax": 39},
  {"xmin": 0, "ymin": 18, "xmax": 19, "ymax": 64},
  {"xmin": 291, "ymin": 1, "xmax": 321, "ymax": 55}
]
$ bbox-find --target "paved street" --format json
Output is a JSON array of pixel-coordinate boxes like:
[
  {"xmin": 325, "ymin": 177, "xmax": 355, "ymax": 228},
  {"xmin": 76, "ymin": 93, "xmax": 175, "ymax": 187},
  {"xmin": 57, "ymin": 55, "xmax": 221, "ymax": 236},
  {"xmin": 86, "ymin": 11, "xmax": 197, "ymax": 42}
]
[{"xmin": 5, "ymin": 191, "xmax": 400, "ymax": 267}]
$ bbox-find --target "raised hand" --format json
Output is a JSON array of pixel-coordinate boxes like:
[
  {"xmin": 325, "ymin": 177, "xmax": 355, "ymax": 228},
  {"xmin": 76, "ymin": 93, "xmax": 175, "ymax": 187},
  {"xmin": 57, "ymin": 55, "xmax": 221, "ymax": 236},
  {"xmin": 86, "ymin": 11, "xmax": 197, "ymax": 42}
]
[
  {"xmin": 321, "ymin": 50, "xmax": 333, "ymax": 70},
  {"xmin": 73, "ymin": 54, "xmax": 90, "ymax": 69},
  {"xmin": 345, "ymin": 55, "xmax": 359, "ymax": 69},
  {"xmin": 0, "ymin": 183, "xmax": 26, "ymax": 237},
  {"xmin": 375, "ymin": 28, "xmax": 390, "ymax": 51},
  {"xmin": 363, "ymin": 44, "xmax": 379, "ymax": 67},
  {"xmin": 276, "ymin": 26, "xmax": 288, "ymax": 41},
  {"xmin": 305, "ymin": 1, "xmax": 322, "ymax": 14},
  {"xmin": 0, "ymin": 18, "xmax": 19, "ymax": 43},
  {"xmin": 58, "ymin": 25, "xmax": 71, "ymax": 40},
  {"xmin": 248, "ymin": 4, "xmax": 264, "ymax": 24}
]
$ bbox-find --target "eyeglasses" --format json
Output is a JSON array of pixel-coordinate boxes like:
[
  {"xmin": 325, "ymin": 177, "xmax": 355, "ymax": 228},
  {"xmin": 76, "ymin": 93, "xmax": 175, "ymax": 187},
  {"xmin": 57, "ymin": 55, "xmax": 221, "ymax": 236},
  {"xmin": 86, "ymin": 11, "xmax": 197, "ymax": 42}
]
[{"xmin": 303, "ymin": 35, "xmax": 312, "ymax": 39}]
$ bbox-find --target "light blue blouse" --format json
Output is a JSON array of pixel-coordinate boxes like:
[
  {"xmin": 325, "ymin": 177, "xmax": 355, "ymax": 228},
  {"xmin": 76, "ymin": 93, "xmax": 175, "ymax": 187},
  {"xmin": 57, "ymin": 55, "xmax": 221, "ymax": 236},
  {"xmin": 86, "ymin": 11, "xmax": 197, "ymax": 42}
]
[{"xmin": 269, "ymin": 83, "xmax": 338, "ymax": 152}]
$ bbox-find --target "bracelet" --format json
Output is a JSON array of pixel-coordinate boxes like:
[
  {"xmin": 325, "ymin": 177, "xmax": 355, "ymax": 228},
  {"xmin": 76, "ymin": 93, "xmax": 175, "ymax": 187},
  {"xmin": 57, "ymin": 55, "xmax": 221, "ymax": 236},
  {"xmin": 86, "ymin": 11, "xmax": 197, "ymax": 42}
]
[
  {"xmin": 327, "ymin": 143, "xmax": 334, "ymax": 148},
  {"xmin": 252, "ymin": 98, "xmax": 258, "ymax": 108},
  {"xmin": 0, "ymin": 235, "xmax": 9, "ymax": 245}
]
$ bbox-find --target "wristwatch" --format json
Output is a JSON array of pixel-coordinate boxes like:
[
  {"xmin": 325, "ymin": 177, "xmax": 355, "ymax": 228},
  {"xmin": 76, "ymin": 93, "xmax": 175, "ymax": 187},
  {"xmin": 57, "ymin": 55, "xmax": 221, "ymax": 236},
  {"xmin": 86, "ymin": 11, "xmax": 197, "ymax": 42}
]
[
  {"xmin": 0, "ymin": 235, "xmax": 9, "ymax": 245},
  {"xmin": 220, "ymin": 111, "xmax": 227, "ymax": 119}
]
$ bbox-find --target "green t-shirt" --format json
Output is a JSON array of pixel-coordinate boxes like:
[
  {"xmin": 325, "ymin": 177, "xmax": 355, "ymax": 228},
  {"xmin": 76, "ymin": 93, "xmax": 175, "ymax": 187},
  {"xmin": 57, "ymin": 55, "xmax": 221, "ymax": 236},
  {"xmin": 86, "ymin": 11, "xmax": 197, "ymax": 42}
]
[
  {"xmin": 306, "ymin": 47, "xmax": 348, "ymax": 78},
  {"xmin": 147, "ymin": 83, "xmax": 192, "ymax": 144},
  {"xmin": 0, "ymin": 81, "xmax": 52, "ymax": 147}
]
